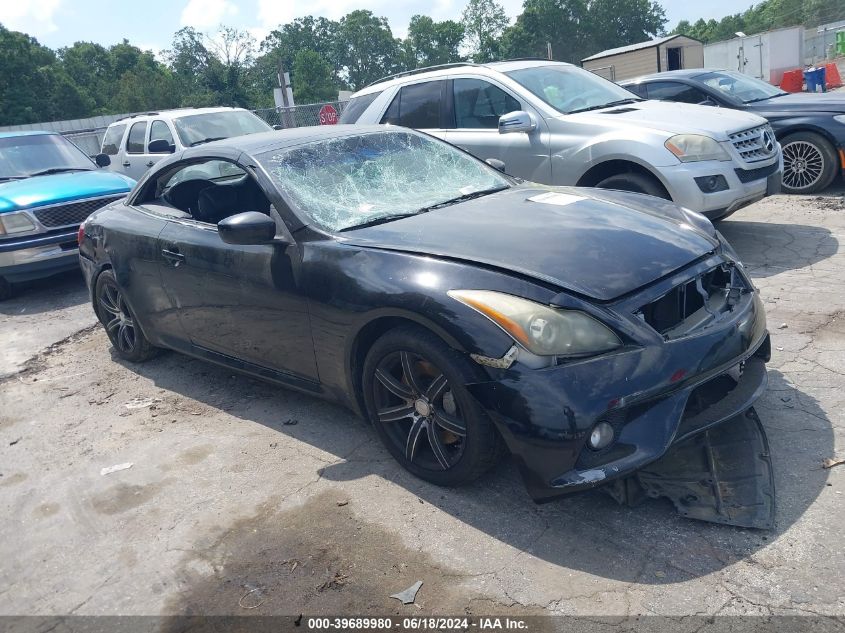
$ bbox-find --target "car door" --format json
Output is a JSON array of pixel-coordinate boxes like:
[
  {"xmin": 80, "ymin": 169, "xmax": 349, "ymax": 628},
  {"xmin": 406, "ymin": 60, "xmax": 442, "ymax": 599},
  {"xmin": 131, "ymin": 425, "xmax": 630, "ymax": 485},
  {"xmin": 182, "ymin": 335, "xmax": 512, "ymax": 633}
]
[
  {"xmin": 444, "ymin": 77, "xmax": 551, "ymax": 183},
  {"xmin": 380, "ymin": 80, "xmax": 449, "ymax": 141},
  {"xmin": 156, "ymin": 157, "xmax": 319, "ymax": 384},
  {"xmin": 122, "ymin": 120, "xmax": 149, "ymax": 180}
]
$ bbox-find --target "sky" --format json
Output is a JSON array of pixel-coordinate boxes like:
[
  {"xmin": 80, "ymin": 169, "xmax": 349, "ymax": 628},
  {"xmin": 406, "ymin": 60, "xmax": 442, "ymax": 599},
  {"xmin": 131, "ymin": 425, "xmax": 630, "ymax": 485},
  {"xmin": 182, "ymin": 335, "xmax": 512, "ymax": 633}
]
[{"xmin": 1, "ymin": 0, "xmax": 750, "ymax": 54}]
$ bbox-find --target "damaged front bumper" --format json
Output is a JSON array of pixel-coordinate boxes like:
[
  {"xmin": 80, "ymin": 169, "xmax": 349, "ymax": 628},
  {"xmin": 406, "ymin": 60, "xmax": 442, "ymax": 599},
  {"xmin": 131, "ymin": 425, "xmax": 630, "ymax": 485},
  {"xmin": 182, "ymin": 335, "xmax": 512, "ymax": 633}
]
[{"xmin": 467, "ymin": 258, "xmax": 772, "ymax": 526}]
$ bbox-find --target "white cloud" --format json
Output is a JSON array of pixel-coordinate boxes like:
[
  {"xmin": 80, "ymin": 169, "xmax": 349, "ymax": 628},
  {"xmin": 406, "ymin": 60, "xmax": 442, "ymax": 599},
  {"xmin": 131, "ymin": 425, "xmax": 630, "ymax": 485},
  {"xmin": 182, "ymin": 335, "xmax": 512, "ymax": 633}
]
[
  {"xmin": 0, "ymin": 0, "xmax": 62, "ymax": 35},
  {"xmin": 180, "ymin": 0, "xmax": 238, "ymax": 30}
]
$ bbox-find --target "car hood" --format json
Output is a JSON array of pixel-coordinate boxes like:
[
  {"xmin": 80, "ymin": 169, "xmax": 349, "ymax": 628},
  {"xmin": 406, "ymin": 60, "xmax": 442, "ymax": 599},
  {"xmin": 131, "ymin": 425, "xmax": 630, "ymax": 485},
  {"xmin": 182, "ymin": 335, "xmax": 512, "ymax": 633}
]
[
  {"xmin": 341, "ymin": 186, "xmax": 719, "ymax": 302},
  {"xmin": 565, "ymin": 100, "xmax": 767, "ymax": 140},
  {"xmin": 745, "ymin": 92, "xmax": 845, "ymax": 114},
  {"xmin": 0, "ymin": 170, "xmax": 135, "ymax": 213}
]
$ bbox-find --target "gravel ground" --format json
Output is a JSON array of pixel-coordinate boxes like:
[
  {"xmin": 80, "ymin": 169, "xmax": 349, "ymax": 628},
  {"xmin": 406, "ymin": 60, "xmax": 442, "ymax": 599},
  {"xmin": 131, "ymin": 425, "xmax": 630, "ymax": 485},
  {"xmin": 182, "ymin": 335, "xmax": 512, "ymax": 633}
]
[{"xmin": 1, "ymin": 189, "xmax": 844, "ymax": 619}]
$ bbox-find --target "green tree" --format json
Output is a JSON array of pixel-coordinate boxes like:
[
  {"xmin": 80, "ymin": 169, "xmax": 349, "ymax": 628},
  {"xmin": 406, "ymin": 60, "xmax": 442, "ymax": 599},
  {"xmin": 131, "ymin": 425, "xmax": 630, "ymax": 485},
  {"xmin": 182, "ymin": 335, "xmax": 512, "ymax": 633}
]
[
  {"xmin": 461, "ymin": 0, "xmax": 510, "ymax": 62},
  {"xmin": 403, "ymin": 15, "xmax": 465, "ymax": 67},
  {"xmin": 0, "ymin": 25, "xmax": 58, "ymax": 124},
  {"xmin": 335, "ymin": 10, "xmax": 401, "ymax": 90},
  {"xmin": 291, "ymin": 49, "xmax": 337, "ymax": 103}
]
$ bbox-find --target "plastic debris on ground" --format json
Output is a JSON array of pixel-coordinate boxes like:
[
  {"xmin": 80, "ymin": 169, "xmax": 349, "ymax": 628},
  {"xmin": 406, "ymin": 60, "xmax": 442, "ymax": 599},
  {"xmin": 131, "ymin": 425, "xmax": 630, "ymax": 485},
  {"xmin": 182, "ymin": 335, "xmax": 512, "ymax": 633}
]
[
  {"xmin": 100, "ymin": 462, "xmax": 133, "ymax": 476},
  {"xmin": 390, "ymin": 581, "xmax": 423, "ymax": 605}
]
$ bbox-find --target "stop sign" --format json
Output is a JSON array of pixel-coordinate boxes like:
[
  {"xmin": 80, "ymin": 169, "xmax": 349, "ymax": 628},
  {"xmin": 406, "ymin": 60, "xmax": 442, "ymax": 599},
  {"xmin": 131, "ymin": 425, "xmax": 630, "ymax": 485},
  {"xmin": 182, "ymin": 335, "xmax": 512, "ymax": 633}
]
[{"xmin": 318, "ymin": 104, "xmax": 339, "ymax": 125}]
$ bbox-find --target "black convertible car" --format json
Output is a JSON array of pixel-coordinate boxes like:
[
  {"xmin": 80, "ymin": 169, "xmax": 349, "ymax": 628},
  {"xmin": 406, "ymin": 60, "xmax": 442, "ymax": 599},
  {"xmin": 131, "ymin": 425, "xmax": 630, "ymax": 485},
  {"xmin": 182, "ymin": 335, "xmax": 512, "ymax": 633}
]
[
  {"xmin": 79, "ymin": 126, "xmax": 774, "ymax": 527},
  {"xmin": 621, "ymin": 69, "xmax": 845, "ymax": 194}
]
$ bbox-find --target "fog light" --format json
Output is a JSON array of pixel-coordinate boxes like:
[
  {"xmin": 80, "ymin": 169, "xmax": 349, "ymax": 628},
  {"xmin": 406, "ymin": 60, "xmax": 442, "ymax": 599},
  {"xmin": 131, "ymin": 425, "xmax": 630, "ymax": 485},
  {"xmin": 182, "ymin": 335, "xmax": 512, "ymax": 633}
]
[
  {"xmin": 694, "ymin": 175, "xmax": 729, "ymax": 193},
  {"xmin": 588, "ymin": 421, "xmax": 614, "ymax": 450}
]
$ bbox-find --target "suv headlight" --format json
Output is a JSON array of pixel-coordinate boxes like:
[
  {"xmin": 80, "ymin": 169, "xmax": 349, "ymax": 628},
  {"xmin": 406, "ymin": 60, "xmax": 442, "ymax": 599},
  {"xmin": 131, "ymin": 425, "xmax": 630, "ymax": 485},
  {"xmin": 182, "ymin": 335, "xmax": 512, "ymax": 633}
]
[
  {"xmin": 665, "ymin": 134, "xmax": 731, "ymax": 162},
  {"xmin": 448, "ymin": 290, "xmax": 621, "ymax": 357},
  {"xmin": 0, "ymin": 212, "xmax": 38, "ymax": 236}
]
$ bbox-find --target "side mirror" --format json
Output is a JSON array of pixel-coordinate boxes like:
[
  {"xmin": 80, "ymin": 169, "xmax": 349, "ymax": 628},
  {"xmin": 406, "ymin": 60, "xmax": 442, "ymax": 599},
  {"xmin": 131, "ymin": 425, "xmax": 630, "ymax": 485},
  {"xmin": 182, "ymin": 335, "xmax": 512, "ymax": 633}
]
[
  {"xmin": 148, "ymin": 139, "xmax": 175, "ymax": 154},
  {"xmin": 218, "ymin": 212, "xmax": 278, "ymax": 245},
  {"xmin": 485, "ymin": 158, "xmax": 506, "ymax": 172},
  {"xmin": 498, "ymin": 110, "xmax": 536, "ymax": 134},
  {"xmin": 94, "ymin": 153, "xmax": 111, "ymax": 167},
  {"xmin": 272, "ymin": 124, "xmax": 283, "ymax": 130}
]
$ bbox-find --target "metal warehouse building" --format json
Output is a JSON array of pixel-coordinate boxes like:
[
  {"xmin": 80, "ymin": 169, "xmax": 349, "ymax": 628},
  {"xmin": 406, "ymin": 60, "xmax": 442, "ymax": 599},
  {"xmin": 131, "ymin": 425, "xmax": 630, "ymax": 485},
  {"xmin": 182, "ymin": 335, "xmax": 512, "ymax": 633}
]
[{"xmin": 582, "ymin": 34, "xmax": 704, "ymax": 81}]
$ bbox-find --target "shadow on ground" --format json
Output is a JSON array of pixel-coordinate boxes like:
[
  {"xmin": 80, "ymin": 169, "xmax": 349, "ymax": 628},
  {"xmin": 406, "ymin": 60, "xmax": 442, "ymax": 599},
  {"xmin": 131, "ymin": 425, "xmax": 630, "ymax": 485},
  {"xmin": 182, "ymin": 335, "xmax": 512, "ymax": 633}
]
[
  {"xmin": 718, "ymin": 219, "xmax": 838, "ymax": 278},
  {"xmin": 0, "ymin": 269, "xmax": 88, "ymax": 315}
]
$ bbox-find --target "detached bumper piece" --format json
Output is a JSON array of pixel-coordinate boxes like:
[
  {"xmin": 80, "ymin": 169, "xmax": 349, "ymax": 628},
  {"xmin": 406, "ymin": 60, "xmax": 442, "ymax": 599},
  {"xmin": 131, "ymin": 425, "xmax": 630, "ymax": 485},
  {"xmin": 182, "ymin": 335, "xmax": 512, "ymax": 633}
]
[{"xmin": 607, "ymin": 408, "xmax": 775, "ymax": 529}]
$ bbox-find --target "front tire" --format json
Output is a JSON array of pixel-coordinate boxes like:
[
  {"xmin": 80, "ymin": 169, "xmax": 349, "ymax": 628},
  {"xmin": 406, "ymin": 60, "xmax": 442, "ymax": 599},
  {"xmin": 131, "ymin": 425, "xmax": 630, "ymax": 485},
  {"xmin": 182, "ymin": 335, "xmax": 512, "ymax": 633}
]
[
  {"xmin": 781, "ymin": 132, "xmax": 838, "ymax": 194},
  {"xmin": 94, "ymin": 270, "xmax": 157, "ymax": 362},
  {"xmin": 362, "ymin": 326, "xmax": 503, "ymax": 486},
  {"xmin": 595, "ymin": 172, "xmax": 670, "ymax": 199}
]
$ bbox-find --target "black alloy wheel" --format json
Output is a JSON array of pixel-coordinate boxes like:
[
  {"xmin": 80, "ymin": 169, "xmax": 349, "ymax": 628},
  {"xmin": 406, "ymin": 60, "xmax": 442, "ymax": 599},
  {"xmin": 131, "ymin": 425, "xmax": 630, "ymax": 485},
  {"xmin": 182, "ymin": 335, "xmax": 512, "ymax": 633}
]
[
  {"xmin": 95, "ymin": 270, "xmax": 156, "ymax": 362},
  {"xmin": 363, "ymin": 326, "xmax": 503, "ymax": 486}
]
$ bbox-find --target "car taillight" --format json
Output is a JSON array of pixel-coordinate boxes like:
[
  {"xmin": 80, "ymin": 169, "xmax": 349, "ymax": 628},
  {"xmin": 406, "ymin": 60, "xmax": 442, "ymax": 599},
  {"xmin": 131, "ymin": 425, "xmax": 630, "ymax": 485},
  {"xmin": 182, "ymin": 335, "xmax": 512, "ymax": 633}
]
[{"xmin": 77, "ymin": 225, "xmax": 85, "ymax": 246}]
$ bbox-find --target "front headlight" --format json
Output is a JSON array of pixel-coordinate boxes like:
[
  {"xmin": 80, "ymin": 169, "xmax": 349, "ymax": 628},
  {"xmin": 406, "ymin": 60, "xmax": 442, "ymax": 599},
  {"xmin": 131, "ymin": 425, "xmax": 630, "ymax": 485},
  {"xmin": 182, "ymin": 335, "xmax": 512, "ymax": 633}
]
[
  {"xmin": 665, "ymin": 134, "xmax": 731, "ymax": 162},
  {"xmin": 448, "ymin": 290, "xmax": 621, "ymax": 357},
  {"xmin": 834, "ymin": 115, "xmax": 845, "ymax": 125},
  {"xmin": 0, "ymin": 212, "xmax": 38, "ymax": 236}
]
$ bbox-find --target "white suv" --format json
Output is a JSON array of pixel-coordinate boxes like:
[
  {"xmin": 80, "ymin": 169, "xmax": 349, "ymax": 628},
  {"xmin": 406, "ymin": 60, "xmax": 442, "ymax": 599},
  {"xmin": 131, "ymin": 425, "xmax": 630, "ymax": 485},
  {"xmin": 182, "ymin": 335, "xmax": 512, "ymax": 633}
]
[
  {"xmin": 97, "ymin": 107, "xmax": 273, "ymax": 180},
  {"xmin": 342, "ymin": 60, "xmax": 784, "ymax": 220}
]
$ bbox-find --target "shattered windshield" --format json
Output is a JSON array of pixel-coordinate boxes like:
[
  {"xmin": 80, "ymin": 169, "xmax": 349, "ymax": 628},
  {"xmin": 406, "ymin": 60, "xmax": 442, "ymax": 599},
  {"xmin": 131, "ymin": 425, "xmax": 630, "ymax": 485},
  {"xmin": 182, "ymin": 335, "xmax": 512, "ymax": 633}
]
[{"xmin": 257, "ymin": 131, "xmax": 509, "ymax": 232}]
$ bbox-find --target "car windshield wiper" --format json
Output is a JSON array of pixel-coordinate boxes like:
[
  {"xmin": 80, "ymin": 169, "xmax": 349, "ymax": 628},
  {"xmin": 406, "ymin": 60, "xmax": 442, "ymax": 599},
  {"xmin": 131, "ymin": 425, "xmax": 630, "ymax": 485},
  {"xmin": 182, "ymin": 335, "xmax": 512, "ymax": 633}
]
[
  {"xmin": 26, "ymin": 167, "xmax": 92, "ymax": 177},
  {"xmin": 418, "ymin": 185, "xmax": 510, "ymax": 212},
  {"xmin": 568, "ymin": 98, "xmax": 642, "ymax": 114},
  {"xmin": 339, "ymin": 212, "xmax": 422, "ymax": 231},
  {"xmin": 189, "ymin": 136, "xmax": 228, "ymax": 147},
  {"xmin": 744, "ymin": 93, "xmax": 788, "ymax": 104}
]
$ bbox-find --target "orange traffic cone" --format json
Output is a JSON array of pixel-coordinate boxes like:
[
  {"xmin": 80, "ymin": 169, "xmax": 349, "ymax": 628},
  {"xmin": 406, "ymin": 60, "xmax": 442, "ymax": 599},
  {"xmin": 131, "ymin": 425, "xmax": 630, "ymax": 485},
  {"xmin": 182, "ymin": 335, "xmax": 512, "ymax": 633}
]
[{"xmin": 824, "ymin": 62, "xmax": 843, "ymax": 89}]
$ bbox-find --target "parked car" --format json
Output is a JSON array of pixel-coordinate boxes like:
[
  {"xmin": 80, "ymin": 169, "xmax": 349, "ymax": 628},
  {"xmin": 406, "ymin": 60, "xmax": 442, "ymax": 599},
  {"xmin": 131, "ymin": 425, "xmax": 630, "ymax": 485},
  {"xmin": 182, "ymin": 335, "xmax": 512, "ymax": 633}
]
[
  {"xmin": 79, "ymin": 126, "xmax": 774, "ymax": 527},
  {"xmin": 97, "ymin": 107, "xmax": 274, "ymax": 180},
  {"xmin": 0, "ymin": 131, "xmax": 134, "ymax": 300},
  {"xmin": 620, "ymin": 69, "xmax": 845, "ymax": 194},
  {"xmin": 341, "ymin": 60, "xmax": 783, "ymax": 221}
]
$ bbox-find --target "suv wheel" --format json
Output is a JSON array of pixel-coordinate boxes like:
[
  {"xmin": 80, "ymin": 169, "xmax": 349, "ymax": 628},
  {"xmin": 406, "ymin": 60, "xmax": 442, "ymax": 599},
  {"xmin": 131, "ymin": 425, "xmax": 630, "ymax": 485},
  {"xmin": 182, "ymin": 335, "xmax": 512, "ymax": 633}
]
[
  {"xmin": 781, "ymin": 132, "xmax": 837, "ymax": 194},
  {"xmin": 595, "ymin": 173, "xmax": 669, "ymax": 199}
]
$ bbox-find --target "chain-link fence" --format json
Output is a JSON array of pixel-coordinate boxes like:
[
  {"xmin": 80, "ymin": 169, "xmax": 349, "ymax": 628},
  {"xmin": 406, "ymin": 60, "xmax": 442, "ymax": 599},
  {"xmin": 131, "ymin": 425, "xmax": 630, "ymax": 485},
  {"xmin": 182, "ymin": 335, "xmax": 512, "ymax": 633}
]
[
  {"xmin": 1, "ymin": 101, "xmax": 349, "ymax": 158},
  {"xmin": 252, "ymin": 101, "xmax": 347, "ymax": 128}
]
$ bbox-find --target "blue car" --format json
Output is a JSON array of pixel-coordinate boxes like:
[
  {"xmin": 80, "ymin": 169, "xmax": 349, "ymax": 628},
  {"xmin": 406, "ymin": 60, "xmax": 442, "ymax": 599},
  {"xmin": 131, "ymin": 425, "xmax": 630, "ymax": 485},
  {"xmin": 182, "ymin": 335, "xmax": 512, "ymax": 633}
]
[{"xmin": 0, "ymin": 131, "xmax": 135, "ymax": 300}]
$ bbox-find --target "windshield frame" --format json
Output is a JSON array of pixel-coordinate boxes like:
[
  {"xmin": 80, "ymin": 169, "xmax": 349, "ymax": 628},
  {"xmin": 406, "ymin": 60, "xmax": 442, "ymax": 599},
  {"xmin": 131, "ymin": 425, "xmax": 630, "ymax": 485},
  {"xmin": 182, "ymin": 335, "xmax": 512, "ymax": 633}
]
[
  {"xmin": 255, "ymin": 130, "xmax": 513, "ymax": 234},
  {"xmin": 692, "ymin": 70, "xmax": 788, "ymax": 104},
  {"xmin": 172, "ymin": 110, "xmax": 272, "ymax": 147},
  {"xmin": 0, "ymin": 133, "xmax": 95, "ymax": 181},
  {"xmin": 505, "ymin": 63, "xmax": 642, "ymax": 115}
]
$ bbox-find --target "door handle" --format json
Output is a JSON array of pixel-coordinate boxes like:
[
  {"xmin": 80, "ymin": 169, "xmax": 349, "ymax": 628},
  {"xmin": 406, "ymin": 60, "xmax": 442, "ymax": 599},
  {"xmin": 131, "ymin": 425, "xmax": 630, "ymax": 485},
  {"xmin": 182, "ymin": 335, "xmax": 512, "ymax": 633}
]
[
  {"xmin": 162, "ymin": 248, "xmax": 185, "ymax": 266},
  {"xmin": 146, "ymin": 161, "xmax": 154, "ymax": 167},
  {"xmin": 122, "ymin": 161, "xmax": 131, "ymax": 167}
]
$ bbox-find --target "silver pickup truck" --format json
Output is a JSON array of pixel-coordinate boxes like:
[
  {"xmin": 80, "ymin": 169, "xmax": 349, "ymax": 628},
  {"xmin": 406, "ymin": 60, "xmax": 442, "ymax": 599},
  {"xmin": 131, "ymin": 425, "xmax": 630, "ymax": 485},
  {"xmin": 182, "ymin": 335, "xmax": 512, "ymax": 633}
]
[{"xmin": 342, "ymin": 60, "xmax": 784, "ymax": 220}]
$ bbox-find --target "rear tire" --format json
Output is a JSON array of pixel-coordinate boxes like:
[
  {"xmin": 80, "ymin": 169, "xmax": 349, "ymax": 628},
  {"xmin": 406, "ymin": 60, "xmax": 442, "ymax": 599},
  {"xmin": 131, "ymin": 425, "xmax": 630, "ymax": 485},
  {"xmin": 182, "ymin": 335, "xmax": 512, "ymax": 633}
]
[
  {"xmin": 595, "ymin": 172, "xmax": 670, "ymax": 199},
  {"xmin": 780, "ymin": 132, "xmax": 838, "ymax": 194},
  {"xmin": 362, "ymin": 325, "xmax": 503, "ymax": 486},
  {"xmin": 94, "ymin": 270, "xmax": 157, "ymax": 362}
]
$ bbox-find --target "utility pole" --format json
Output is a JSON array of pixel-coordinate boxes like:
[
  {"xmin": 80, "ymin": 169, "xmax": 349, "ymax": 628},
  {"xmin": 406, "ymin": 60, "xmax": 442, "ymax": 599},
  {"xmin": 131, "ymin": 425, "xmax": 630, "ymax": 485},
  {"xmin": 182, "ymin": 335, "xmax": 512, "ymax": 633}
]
[
  {"xmin": 274, "ymin": 63, "xmax": 295, "ymax": 128},
  {"xmin": 547, "ymin": 42, "xmax": 553, "ymax": 60}
]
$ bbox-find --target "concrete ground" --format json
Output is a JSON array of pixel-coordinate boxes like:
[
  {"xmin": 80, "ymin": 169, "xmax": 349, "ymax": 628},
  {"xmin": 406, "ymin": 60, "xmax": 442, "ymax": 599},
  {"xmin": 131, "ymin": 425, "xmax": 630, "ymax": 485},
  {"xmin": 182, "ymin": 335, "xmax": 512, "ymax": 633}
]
[{"xmin": 1, "ymin": 189, "xmax": 844, "ymax": 619}]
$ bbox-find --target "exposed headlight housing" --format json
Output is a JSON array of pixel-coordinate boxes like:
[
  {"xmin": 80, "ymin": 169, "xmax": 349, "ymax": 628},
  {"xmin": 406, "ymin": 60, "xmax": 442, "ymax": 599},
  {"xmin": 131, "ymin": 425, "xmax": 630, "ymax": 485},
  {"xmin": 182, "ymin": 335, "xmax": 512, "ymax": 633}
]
[
  {"xmin": 448, "ymin": 290, "xmax": 621, "ymax": 357},
  {"xmin": 0, "ymin": 212, "xmax": 38, "ymax": 236},
  {"xmin": 665, "ymin": 134, "xmax": 731, "ymax": 162}
]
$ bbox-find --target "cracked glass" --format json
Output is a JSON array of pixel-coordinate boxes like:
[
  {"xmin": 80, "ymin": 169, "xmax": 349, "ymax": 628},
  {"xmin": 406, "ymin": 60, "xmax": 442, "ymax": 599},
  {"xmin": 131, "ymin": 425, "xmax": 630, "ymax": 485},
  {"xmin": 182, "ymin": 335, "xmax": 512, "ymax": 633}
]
[{"xmin": 257, "ymin": 131, "xmax": 509, "ymax": 232}]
